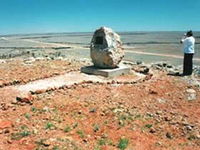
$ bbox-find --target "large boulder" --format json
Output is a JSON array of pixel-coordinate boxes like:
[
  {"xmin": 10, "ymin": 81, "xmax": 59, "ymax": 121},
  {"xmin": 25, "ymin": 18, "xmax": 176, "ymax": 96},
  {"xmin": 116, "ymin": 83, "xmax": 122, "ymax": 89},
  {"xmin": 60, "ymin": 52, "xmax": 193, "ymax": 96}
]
[{"xmin": 90, "ymin": 27, "xmax": 124, "ymax": 69}]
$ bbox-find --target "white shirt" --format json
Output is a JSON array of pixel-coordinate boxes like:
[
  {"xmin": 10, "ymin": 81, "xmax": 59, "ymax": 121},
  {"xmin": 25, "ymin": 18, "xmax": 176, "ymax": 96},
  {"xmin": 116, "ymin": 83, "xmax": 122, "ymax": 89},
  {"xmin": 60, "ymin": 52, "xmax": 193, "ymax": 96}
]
[{"xmin": 181, "ymin": 36, "xmax": 195, "ymax": 54}]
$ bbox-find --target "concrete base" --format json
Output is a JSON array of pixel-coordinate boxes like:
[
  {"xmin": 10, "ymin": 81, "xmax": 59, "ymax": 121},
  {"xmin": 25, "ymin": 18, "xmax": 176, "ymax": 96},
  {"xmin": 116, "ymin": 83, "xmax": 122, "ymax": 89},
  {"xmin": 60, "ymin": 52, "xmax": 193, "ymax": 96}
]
[{"xmin": 81, "ymin": 65, "xmax": 130, "ymax": 77}]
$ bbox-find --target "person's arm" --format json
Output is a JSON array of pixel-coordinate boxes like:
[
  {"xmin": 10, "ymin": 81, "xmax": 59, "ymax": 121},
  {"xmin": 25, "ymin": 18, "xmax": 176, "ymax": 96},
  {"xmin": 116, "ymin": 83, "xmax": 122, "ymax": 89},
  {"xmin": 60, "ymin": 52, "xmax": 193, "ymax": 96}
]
[
  {"xmin": 180, "ymin": 39, "xmax": 184, "ymax": 43},
  {"xmin": 180, "ymin": 34, "xmax": 186, "ymax": 43},
  {"xmin": 180, "ymin": 37, "xmax": 186, "ymax": 43}
]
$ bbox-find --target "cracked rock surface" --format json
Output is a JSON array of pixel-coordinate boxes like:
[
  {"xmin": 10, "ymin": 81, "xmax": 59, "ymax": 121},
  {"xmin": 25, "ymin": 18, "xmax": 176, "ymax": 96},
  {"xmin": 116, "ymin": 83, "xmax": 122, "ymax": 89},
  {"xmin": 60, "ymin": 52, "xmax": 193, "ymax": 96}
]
[{"xmin": 90, "ymin": 27, "xmax": 124, "ymax": 69}]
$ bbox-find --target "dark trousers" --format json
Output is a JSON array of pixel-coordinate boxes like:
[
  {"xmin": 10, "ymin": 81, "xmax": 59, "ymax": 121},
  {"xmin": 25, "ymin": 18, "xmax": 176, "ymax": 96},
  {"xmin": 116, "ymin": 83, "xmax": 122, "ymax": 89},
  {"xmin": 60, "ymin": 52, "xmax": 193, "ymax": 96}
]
[{"xmin": 183, "ymin": 53, "xmax": 193, "ymax": 75}]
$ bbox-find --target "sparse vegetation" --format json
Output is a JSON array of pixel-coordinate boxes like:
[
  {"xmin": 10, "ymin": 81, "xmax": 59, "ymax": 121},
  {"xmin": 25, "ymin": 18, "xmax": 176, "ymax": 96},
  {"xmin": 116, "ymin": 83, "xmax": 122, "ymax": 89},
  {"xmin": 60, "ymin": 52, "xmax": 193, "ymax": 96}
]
[
  {"xmin": 145, "ymin": 124, "xmax": 153, "ymax": 129},
  {"xmin": 118, "ymin": 138, "xmax": 129, "ymax": 150},
  {"xmin": 11, "ymin": 127, "xmax": 31, "ymax": 140},
  {"xmin": 31, "ymin": 106, "xmax": 37, "ymax": 112},
  {"xmin": 52, "ymin": 146, "xmax": 60, "ymax": 150},
  {"xmin": 76, "ymin": 130, "xmax": 85, "ymax": 138},
  {"xmin": 98, "ymin": 138, "xmax": 106, "ymax": 146},
  {"xmin": 94, "ymin": 145, "xmax": 101, "ymax": 150},
  {"xmin": 73, "ymin": 122, "xmax": 78, "ymax": 129},
  {"xmin": 45, "ymin": 122, "xmax": 56, "ymax": 130},
  {"xmin": 64, "ymin": 125, "xmax": 71, "ymax": 133},
  {"xmin": 24, "ymin": 113, "xmax": 31, "ymax": 119},
  {"xmin": 97, "ymin": 137, "xmax": 113, "ymax": 147},
  {"xmin": 93, "ymin": 124, "xmax": 100, "ymax": 132}
]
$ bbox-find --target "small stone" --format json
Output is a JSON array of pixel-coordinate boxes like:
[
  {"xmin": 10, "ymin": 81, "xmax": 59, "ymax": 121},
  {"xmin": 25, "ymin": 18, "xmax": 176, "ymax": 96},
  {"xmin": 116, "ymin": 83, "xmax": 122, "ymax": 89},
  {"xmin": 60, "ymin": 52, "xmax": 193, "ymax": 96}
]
[
  {"xmin": 11, "ymin": 99, "xmax": 18, "ymax": 104},
  {"xmin": 167, "ymin": 69, "xmax": 180, "ymax": 76},
  {"xmin": 186, "ymin": 89, "xmax": 197, "ymax": 101},
  {"xmin": 113, "ymin": 108, "xmax": 124, "ymax": 113},
  {"xmin": 0, "ymin": 103, "xmax": 9, "ymax": 110},
  {"xmin": 43, "ymin": 140, "xmax": 51, "ymax": 147},
  {"xmin": 156, "ymin": 111, "xmax": 162, "ymax": 115},
  {"xmin": 111, "ymin": 80, "xmax": 116, "ymax": 84},
  {"xmin": 155, "ymin": 141, "xmax": 162, "ymax": 146},
  {"xmin": 100, "ymin": 112, "xmax": 106, "ymax": 116},
  {"xmin": 166, "ymin": 132, "xmax": 173, "ymax": 139},
  {"xmin": 34, "ymin": 89, "xmax": 46, "ymax": 94},
  {"xmin": 23, "ymin": 57, "xmax": 36, "ymax": 64},
  {"xmin": 149, "ymin": 89, "xmax": 158, "ymax": 95},
  {"xmin": 146, "ymin": 112, "xmax": 154, "ymax": 117},
  {"xmin": 164, "ymin": 116, "xmax": 172, "ymax": 121},
  {"xmin": 149, "ymin": 128, "xmax": 156, "ymax": 133},
  {"xmin": 111, "ymin": 83, "xmax": 120, "ymax": 87},
  {"xmin": 55, "ymin": 57, "xmax": 63, "ymax": 60},
  {"xmin": 186, "ymin": 125, "xmax": 193, "ymax": 131},
  {"xmin": 133, "ymin": 65, "xmax": 150, "ymax": 74},
  {"xmin": 196, "ymin": 134, "xmax": 200, "ymax": 139},
  {"xmin": 186, "ymin": 89, "xmax": 196, "ymax": 93},
  {"xmin": 123, "ymin": 81, "xmax": 129, "ymax": 84},
  {"xmin": 83, "ymin": 139, "xmax": 88, "ymax": 143},
  {"xmin": 35, "ymin": 57, "xmax": 46, "ymax": 61},
  {"xmin": 33, "ymin": 129, "xmax": 38, "ymax": 134},
  {"xmin": 0, "ymin": 59, "xmax": 6, "ymax": 64},
  {"xmin": 7, "ymin": 139, "xmax": 12, "ymax": 144},
  {"xmin": 139, "ymin": 66, "xmax": 150, "ymax": 74},
  {"xmin": 136, "ymin": 61, "xmax": 143, "ymax": 65},
  {"xmin": 157, "ymin": 98, "xmax": 167, "ymax": 104},
  {"xmin": 43, "ymin": 106, "xmax": 50, "ymax": 112},
  {"xmin": 119, "ymin": 120, "xmax": 124, "ymax": 126},
  {"xmin": 4, "ymin": 129, "xmax": 10, "ymax": 134},
  {"xmin": 78, "ymin": 110, "xmax": 82, "ymax": 114},
  {"xmin": 166, "ymin": 64, "xmax": 173, "ymax": 68},
  {"xmin": 16, "ymin": 93, "xmax": 33, "ymax": 104},
  {"xmin": 89, "ymin": 108, "xmax": 97, "ymax": 113},
  {"xmin": 0, "ymin": 121, "xmax": 13, "ymax": 129}
]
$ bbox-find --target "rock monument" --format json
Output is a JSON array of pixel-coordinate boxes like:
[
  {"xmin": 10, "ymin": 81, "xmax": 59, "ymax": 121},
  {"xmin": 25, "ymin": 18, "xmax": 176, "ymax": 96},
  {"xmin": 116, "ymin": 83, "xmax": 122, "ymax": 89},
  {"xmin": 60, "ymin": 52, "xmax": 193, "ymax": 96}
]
[
  {"xmin": 90, "ymin": 27, "xmax": 124, "ymax": 68},
  {"xmin": 81, "ymin": 27, "xmax": 130, "ymax": 77}
]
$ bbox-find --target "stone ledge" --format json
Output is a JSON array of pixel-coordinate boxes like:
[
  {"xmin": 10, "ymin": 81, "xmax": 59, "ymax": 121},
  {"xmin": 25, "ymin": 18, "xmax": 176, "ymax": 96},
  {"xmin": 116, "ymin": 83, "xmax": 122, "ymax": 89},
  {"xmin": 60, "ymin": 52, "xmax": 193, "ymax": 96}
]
[{"xmin": 81, "ymin": 65, "xmax": 131, "ymax": 77}]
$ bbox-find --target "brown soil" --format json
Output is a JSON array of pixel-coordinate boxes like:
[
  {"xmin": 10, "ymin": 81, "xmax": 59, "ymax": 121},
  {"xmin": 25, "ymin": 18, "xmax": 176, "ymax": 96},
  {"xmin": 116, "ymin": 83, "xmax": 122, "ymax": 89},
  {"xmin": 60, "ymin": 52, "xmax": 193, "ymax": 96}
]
[
  {"xmin": 0, "ymin": 60, "xmax": 200, "ymax": 150},
  {"xmin": 0, "ymin": 59, "xmax": 82, "ymax": 87}
]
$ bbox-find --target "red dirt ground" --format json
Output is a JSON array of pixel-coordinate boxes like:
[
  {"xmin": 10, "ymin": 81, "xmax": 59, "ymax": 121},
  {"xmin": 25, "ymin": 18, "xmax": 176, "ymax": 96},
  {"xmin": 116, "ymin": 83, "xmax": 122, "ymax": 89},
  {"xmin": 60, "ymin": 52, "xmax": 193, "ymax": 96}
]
[
  {"xmin": 0, "ymin": 60, "xmax": 200, "ymax": 150},
  {"xmin": 0, "ymin": 59, "xmax": 82, "ymax": 87}
]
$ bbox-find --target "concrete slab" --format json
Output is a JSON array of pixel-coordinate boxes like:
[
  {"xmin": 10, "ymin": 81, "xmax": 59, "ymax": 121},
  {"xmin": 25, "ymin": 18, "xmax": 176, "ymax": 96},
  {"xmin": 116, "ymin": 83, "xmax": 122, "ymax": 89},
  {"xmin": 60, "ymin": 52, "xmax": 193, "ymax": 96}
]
[
  {"xmin": 81, "ymin": 65, "xmax": 131, "ymax": 77},
  {"xmin": 0, "ymin": 70, "xmax": 145, "ymax": 104},
  {"xmin": 0, "ymin": 72, "xmax": 106, "ymax": 103},
  {"xmin": 16, "ymin": 72, "xmax": 105, "ymax": 93}
]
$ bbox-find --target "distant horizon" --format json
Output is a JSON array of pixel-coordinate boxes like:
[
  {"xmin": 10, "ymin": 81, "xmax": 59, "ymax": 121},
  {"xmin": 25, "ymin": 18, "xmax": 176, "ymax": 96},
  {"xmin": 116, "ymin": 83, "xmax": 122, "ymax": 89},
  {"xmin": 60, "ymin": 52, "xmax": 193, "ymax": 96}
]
[{"xmin": 1, "ymin": 30, "xmax": 200, "ymax": 37}]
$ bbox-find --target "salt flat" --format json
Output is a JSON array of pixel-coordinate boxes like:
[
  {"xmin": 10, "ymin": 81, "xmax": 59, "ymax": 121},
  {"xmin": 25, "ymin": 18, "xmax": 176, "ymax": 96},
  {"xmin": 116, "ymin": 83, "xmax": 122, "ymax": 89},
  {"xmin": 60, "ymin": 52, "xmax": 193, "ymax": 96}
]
[{"xmin": 0, "ymin": 32, "xmax": 200, "ymax": 65}]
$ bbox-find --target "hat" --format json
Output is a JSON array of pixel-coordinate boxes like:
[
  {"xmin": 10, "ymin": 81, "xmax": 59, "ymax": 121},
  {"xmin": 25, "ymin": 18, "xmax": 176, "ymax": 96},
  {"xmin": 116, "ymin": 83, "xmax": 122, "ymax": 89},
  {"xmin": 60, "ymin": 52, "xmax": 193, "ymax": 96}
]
[{"xmin": 186, "ymin": 30, "xmax": 193, "ymax": 36}]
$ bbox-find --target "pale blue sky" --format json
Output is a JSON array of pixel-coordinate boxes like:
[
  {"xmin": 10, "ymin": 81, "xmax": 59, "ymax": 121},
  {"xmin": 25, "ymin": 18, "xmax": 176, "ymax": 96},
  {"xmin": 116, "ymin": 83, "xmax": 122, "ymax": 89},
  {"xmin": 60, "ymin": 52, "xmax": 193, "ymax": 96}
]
[{"xmin": 0, "ymin": 0, "xmax": 200, "ymax": 34}]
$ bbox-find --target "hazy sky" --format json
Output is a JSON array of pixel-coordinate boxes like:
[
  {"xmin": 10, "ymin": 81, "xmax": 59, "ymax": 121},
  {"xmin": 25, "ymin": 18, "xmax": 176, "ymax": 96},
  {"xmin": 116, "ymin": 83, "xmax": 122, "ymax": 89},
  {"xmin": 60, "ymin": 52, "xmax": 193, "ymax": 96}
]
[{"xmin": 0, "ymin": 0, "xmax": 200, "ymax": 34}]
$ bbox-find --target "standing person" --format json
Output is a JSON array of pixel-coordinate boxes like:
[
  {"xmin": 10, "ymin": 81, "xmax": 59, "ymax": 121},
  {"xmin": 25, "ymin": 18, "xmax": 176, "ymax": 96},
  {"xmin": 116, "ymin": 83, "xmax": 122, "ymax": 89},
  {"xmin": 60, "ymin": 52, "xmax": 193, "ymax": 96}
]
[{"xmin": 180, "ymin": 30, "xmax": 195, "ymax": 76}]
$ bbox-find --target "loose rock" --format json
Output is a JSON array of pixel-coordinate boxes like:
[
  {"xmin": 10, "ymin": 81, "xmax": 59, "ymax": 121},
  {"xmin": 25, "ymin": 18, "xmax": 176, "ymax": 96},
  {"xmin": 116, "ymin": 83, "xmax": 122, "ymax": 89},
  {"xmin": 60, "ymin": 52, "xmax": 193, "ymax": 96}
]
[
  {"xmin": 0, "ymin": 121, "xmax": 13, "ymax": 129},
  {"xmin": 186, "ymin": 89, "xmax": 197, "ymax": 101}
]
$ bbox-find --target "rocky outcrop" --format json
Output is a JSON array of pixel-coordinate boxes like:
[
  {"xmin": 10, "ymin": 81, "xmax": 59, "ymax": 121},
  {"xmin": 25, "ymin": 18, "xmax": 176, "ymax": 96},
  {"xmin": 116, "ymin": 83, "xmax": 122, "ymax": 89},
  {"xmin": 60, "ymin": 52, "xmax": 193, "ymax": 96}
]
[{"xmin": 90, "ymin": 27, "xmax": 124, "ymax": 69}]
